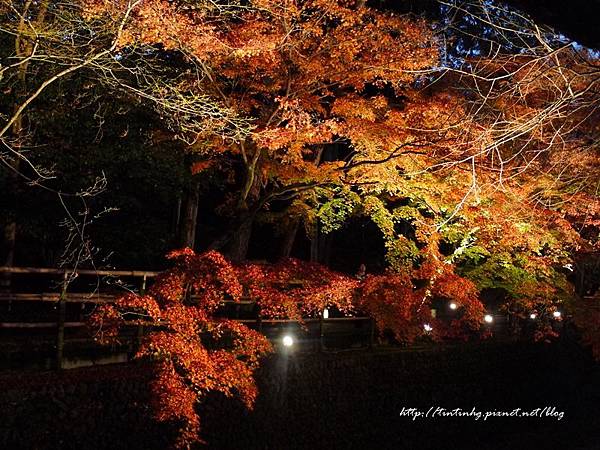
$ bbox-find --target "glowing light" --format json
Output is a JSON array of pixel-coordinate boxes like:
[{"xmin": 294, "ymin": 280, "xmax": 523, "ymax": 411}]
[
  {"xmin": 424, "ymin": 324, "xmax": 433, "ymax": 332},
  {"xmin": 282, "ymin": 335, "xmax": 294, "ymax": 347},
  {"xmin": 530, "ymin": 313, "xmax": 537, "ymax": 320},
  {"xmin": 553, "ymin": 311, "xmax": 561, "ymax": 318},
  {"xmin": 449, "ymin": 302, "xmax": 458, "ymax": 310},
  {"xmin": 323, "ymin": 308, "xmax": 329, "ymax": 319},
  {"xmin": 484, "ymin": 314, "xmax": 493, "ymax": 324}
]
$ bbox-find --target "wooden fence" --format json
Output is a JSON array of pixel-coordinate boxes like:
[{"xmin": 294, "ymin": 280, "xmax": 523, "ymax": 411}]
[
  {"xmin": 0, "ymin": 266, "xmax": 375, "ymax": 369},
  {"xmin": 4, "ymin": 265, "xmax": 593, "ymax": 370}
]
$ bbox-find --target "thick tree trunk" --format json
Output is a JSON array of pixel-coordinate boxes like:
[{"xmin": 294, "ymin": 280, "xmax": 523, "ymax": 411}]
[
  {"xmin": 308, "ymin": 145, "xmax": 328, "ymax": 264},
  {"xmin": 309, "ymin": 225, "xmax": 333, "ymax": 264},
  {"xmin": 227, "ymin": 217, "xmax": 253, "ymax": 263},
  {"xmin": 226, "ymin": 150, "xmax": 262, "ymax": 262},
  {"xmin": 319, "ymin": 231, "xmax": 333, "ymax": 266},
  {"xmin": 179, "ymin": 182, "xmax": 199, "ymax": 249},
  {"xmin": 280, "ymin": 219, "xmax": 300, "ymax": 258},
  {"xmin": 310, "ymin": 222, "xmax": 319, "ymax": 263}
]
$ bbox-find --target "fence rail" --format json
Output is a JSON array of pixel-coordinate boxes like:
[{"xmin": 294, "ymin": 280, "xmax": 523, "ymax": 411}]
[
  {"xmin": 0, "ymin": 266, "xmax": 376, "ymax": 369},
  {"xmin": 5, "ymin": 266, "xmax": 591, "ymax": 370},
  {"xmin": 0, "ymin": 266, "xmax": 160, "ymax": 277},
  {"xmin": 0, "ymin": 293, "xmax": 117, "ymax": 303}
]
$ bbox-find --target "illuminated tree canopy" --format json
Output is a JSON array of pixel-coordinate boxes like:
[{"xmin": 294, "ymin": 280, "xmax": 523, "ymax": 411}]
[{"xmin": 1, "ymin": 0, "xmax": 599, "ymax": 446}]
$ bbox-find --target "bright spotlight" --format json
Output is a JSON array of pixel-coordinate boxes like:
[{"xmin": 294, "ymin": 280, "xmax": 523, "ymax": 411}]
[
  {"xmin": 323, "ymin": 308, "xmax": 329, "ymax": 319},
  {"xmin": 449, "ymin": 302, "xmax": 458, "ymax": 310},
  {"xmin": 424, "ymin": 323, "xmax": 433, "ymax": 332},
  {"xmin": 484, "ymin": 314, "xmax": 493, "ymax": 324},
  {"xmin": 282, "ymin": 335, "xmax": 294, "ymax": 347},
  {"xmin": 530, "ymin": 313, "xmax": 537, "ymax": 320},
  {"xmin": 553, "ymin": 311, "xmax": 561, "ymax": 318}
]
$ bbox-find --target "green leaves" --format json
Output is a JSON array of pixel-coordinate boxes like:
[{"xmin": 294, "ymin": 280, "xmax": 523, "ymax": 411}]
[
  {"xmin": 316, "ymin": 188, "xmax": 361, "ymax": 234},
  {"xmin": 385, "ymin": 236, "xmax": 420, "ymax": 272}
]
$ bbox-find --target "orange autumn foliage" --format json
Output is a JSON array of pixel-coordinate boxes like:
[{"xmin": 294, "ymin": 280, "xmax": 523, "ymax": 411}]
[
  {"xmin": 90, "ymin": 249, "xmax": 272, "ymax": 447},
  {"xmin": 90, "ymin": 247, "xmax": 490, "ymax": 446},
  {"xmin": 83, "ymin": 0, "xmax": 447, "ymax": 210}
]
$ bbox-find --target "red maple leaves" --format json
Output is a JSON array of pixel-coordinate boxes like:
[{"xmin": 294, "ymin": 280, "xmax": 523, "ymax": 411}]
[
  {"xmin": 90, "ymin": 248, "xmax": 491, "ymax": 446},
  {"xmin": 90, "ymin": 249, "xmax": 271, "ymax": 446}
]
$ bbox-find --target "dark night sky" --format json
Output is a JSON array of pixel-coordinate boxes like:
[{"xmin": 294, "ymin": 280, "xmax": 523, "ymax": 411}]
[
  {"xmin": 505, "ymin": 0, "xmax": 600, "ymax": 49},
  {"xmin": 383, "ymin": 0, "xmax": 600, "ymax": 50}
]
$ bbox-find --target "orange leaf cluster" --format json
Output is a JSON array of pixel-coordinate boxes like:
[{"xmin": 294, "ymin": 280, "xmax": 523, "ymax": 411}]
[
  {"xmin": 90, "ymin": 249, "xmax": 271, "ymax": 447},
  {"xmin": 89, "ymin": 247, "xmax": 490, "ymax": 445}
]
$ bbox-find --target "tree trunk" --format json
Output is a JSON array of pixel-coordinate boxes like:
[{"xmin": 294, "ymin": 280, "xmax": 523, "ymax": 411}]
[
  {"xmin": 280, "ymin": 218, "xmax": 300, "ymax": 258},
  {"xmin": 226, "ymin": 151, "xmax": 262, "ymax": 262},
  {"xmin": 319, "ymin": 231, "xmax": 333, "ymax": 266},
  {"xmin": 179, "ymin": 181, "xmax": 199, "ymax": 249},
  {"xmin": 310, "ymin": 221, "xmax": 319, "ymax": 263},
  {"xmin": 227, "ymin": 217, "xmax": 253, "ymax": 263}
]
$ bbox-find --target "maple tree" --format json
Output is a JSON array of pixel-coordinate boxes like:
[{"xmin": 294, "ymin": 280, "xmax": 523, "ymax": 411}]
[
  {"xmin": 314, "ymin": 1, "xmax": 600, "ymax": 352},
  {"xmin": 239, "ymin": 257, "xmax": 359, "ymax": 321},
  {"xmin": 83, "ymin": 0, "xmax": 448, "ymax": 261},
  {"xmin": 434, "ymin": 1, "xmax": 600, "ymax": 351},
  {"xmin": 89, "ymin": 246, "xmax": 491, "ymax": 446},
  {"xmin": 6, "ymin": 0, "xmax": 597, "ymax": 272},
  {"xmin": 90, "ymin": 249, "xmax": 272, "ymax": 446},
  {"xmin": 0, "ymin": 1, "xmax": 598, "ymax": 447}
]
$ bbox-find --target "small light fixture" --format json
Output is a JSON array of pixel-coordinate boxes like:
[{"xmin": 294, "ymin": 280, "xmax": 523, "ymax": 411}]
[
  {"xmin": 484, "ymin": 314, "xmax": 493, "ymax": 324},
  {"xmin": 323, "ymin": 308, "xmax": 329, "ymax": 319},
  {"xmin": 530, "ymin": 313, "xmax": 537, "ymax": 320},
  {"xmin": 553, "ymin": 311, "xmax": 561, "ymax": 318},
  {"xmin": 424, "ymin": 323, "xmax": 433, "ymax": 332},
  {"xmin": 282, "ymin": 335, "xmax": 294, "ymax": 347},
  {"xmin": 449, "ymin": 302, "xmax": 458, "ymax": 310}
]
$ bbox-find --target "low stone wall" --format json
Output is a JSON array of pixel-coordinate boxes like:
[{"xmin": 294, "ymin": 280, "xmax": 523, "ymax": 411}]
[{"xmin": 1, "ymin": 341, "xmax": 599, "ymax": 449}]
